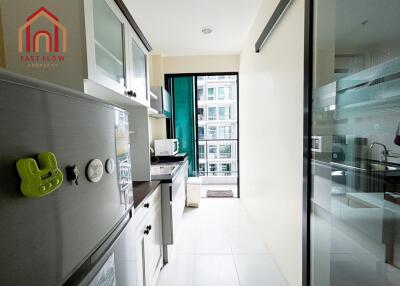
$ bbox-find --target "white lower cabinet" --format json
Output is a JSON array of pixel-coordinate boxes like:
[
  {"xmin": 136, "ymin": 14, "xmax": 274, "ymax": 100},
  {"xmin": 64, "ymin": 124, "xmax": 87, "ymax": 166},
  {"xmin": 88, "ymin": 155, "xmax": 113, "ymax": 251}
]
[
  {"xmin": 143, "ymin": 204, "xmax": 163, "ymax": 286},
  {"xmin": 133, "ymin": 185, "xmax": 163, "ymax": 286}
]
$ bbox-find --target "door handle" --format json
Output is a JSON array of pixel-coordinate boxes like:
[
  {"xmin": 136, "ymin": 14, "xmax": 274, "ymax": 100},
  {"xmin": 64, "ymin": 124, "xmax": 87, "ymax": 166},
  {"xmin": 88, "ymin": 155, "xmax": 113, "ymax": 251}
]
[
  {"xmin": 127, "ymin": 90, "xmax": 137, "ymax": 98},
  {"xmin": 144, "ymin": 225, "xmax": 152, "ymax": 235}
]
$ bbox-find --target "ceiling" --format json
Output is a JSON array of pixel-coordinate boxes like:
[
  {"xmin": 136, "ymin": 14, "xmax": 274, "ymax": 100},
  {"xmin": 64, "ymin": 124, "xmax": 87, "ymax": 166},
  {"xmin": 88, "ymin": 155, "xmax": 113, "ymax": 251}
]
[
  {"xmin": 124, "ymin": 0, "xmax": 263, "ymax": 56},
  {"xmin": 335, "ymin": 0, "xmax": 400, "ymax": 51}
]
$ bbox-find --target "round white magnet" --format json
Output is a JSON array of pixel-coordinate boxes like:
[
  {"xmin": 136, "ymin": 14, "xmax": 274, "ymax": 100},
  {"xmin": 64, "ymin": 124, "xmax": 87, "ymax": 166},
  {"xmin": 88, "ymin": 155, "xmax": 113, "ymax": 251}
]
[
  {"xmin": 105, "ymin": 158, "xmax": 115, "ymax": 174},
  {"xmin": 86, "ymin": 159, "xmax": 104, "ymax": 183}
]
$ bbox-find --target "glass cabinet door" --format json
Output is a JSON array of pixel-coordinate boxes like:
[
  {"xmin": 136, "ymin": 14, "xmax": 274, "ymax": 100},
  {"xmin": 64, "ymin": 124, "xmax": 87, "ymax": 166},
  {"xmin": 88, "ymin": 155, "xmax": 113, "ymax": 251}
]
[
  {"xmin": 93, "ymin": 0, "xmax": 126, "ymax": 87},
  {"xmin": 128, "ymin": 31, "xmax": 148, "ymax": 104}
]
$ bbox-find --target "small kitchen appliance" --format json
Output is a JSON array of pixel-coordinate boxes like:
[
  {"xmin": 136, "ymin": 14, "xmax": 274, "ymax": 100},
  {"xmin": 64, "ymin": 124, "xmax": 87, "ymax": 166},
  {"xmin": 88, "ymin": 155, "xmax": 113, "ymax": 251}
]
[{"xmin": 154, "ymin": 139, "xmax": 179, "ymax": 156}]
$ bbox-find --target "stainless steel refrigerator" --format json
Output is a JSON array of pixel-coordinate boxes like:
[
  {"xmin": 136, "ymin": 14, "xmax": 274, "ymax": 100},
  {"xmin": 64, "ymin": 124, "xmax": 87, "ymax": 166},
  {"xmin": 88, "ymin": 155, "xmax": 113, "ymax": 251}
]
[{"xmin": 0, "ymin": 69, "xmax": 137, "ymax": 286}]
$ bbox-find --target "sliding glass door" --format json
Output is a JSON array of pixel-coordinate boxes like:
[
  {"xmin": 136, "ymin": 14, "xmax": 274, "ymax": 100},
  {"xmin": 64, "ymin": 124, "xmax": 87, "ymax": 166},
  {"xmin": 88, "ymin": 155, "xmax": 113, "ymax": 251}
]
[
  {"xmin": 196, "ymin": 75, "xmax": 238, "ymax": 181},
  {"xmin": 310, "ymin": 1, "xmax": 400, "ymax": 285},
  {"xmin": 165, "ymin": 73, "xmax": 239, "ymax": 197}
]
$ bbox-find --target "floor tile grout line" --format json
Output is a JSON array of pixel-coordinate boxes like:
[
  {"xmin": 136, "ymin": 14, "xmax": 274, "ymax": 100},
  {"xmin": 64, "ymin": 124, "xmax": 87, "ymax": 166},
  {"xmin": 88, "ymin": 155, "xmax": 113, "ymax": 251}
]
[{"xmin": 231, "ymin": 253, "xmax": 243, "ymax": 286}]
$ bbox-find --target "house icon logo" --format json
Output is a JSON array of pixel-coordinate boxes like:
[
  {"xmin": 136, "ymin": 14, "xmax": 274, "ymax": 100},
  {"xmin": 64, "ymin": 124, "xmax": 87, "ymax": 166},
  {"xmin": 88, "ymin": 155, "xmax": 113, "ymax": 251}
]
[{"xmin": 18, "ymin": 6, "xmax": 67, "ymax": 53}]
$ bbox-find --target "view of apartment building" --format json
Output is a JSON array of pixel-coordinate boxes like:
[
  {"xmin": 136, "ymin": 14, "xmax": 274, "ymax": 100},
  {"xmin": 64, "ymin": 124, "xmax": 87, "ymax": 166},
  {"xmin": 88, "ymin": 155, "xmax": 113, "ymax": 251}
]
[{"xmin": 196, "ymin": 75, "xmax": 238, "ymax": 177}]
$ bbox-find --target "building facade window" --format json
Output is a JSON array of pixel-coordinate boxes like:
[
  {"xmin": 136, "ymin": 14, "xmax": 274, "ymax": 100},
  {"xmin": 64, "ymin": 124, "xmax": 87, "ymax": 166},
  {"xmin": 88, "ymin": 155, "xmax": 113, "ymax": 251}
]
[
  {"xmin": 218, "ymin": 87, "xmax": 230, "ymax": 100},
  {"xmin": 197, "ymin": 87, "xmax": 205, "ymax": 101},
  {"xmin": 208, "ymin": 107, "xmax": 217, "ymax": 120},
  {"xmin": 209, "ymin": 163, "xmax": 217, "ymax": 176},
  {"xmin": 219, "ymin": 126, "xmax": 232, "ymax": 139},
  {"xmin": 219, "ymin": 145, "xmax": 232, "ymax": 159},
  {"xmin": 218, "ymin": 106, "xmax": 231, "ymax": 120},
  {"xmin": 198, "ymin": 107, "xmax": 205, "ymax": 121},
  {"xmin": 207, "ymin": 126, "xmax": 217, "ymax": 139},
  {"xmin": 207, "ymin": 87, "xmax": 215, "ymax": 100},
  {"xmin": 208, "ymin": 144, "xmax": 217, "ymax": 159},
  {"xmin": 220, "ymin": 163, "xmax": 231, "ymax": 176},
  {"xmin": 198, "ymin": 144, "xmax": 205, "ymax": 159},
  {"xmin": 199, "ymin": 163, "xmax": 206, "ymax": 175},
  {"xmin": 198, "ymin": 126, "xmax": 205, "ymax": 140}
]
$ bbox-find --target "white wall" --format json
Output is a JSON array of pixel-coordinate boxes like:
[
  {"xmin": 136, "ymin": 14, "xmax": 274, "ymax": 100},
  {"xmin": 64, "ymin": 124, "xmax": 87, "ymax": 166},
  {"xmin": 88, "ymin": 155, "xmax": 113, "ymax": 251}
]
[
  {"xmin": 148, "ymin": 54, "xmax": 167, "ymax": 144},
  {"xmin": 162, "ymin": 54, "xmax": 239, "ymax": 74},
  {"xmin": 239, "ymin": 0, "xmax": 304, "ymax": 285}
]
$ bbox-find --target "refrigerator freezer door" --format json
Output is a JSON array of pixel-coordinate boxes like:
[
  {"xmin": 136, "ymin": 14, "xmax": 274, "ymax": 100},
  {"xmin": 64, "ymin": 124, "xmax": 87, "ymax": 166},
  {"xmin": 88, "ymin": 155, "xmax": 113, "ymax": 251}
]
[{"xmin": 0, "ymin": 73, "xmax": 133, "ymax": 286}]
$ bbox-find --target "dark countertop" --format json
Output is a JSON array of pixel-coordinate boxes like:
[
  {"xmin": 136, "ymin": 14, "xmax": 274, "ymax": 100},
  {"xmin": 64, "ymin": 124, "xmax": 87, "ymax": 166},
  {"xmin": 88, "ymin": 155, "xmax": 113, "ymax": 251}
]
[
  {"xmin": 133, "ymin": 181, "xmax": 161, "ymax": 209},
  {"xmin": 150, "ymin": 157, "xmax": 188, "ymax": 182},
  {"xmin": 151, "ymin": 153, "xmax": 187, "ymax": 163}
]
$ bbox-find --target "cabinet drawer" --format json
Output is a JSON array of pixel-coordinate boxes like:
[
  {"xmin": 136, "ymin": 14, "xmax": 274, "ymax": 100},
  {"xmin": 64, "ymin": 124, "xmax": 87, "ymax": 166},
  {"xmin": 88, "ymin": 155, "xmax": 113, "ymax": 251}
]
[{"xmin": 133, "ymin": 185, "xmax": 161, "ymax": 229}]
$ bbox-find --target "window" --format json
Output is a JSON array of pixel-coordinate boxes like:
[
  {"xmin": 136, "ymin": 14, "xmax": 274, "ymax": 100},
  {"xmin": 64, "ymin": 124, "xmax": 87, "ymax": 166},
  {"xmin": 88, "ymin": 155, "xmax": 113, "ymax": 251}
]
[
  {"xmin": 218, "ymin": 107, "xmax": 231, "ymax": 120},
  {"xmin": 219, "ymin": 145, "xmax": 232, "ymax": 159},
  {"xmin": 208, "ymin": 145, "xmax": 217, "ymax": 159},
  {"xmin": 198, "ymin": 144, "xmax": 205, "ymax": 159},
  {"xmin": 219, "ymin": 126, "xmax": 232, "ymax": 139},
  {"xmin": 197, "ymin": 87, "xmax": 205, "ymax": 101},
  {"xmin": 218, "ymin": 87, "xmax": 230, "ymax": 100},
  {"xmin": 195, "ymin": 74, "xmax": 238, "ymax": 180},
  {"xmin": 208, "ymin": 107, "xmax": 217, "ymax": 120},
  {"xmin": 209, "ymin": 163, "xmax": 217, "ymax": 176},
  {"xmin": 220, "ymin": 163, "xmax": 231, "ymax": 176},
  {"xmin": 198, "ymin": 126, "xmax": 205, "ymax": 140},
  {"xmin": 207, "ymin": 87, "xmax": 215, "ymax": 100},
  {"xmin": 198, "ymin": 107, "xmax": 205, "ymax": 121},
  {"xmin": 207, "ymin": 126, "xmax": 217, "ymax": 139},
  {"xmin": 199, "ymin": 163, "xmax": 206, "ymax": 176}
]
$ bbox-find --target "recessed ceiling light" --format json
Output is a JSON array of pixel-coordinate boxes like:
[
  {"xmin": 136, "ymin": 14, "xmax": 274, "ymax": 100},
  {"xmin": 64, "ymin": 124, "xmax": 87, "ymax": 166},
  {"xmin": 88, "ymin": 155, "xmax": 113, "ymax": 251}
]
[{"xmin": 201, "ymin": 26, "xmax": 213, "ymax": 34}]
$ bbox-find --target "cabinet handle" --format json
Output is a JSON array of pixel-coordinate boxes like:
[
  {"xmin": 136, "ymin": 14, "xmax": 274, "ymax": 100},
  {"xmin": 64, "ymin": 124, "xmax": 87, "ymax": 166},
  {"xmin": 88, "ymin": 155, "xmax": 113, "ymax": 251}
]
[
  {"xmin": 146, "ymin": 225, "xmax": 152, "ymax": 231},
  {"xmin": 126, "ymin": 90, "xmax": 137, "ymax": 98},
  {"xmin": 144, "ymin": 229, "xmax": 149, "ymax": 235},
  {"xmin": 144, "ymin": 203, "xmax": 150, "ymax": 208}
]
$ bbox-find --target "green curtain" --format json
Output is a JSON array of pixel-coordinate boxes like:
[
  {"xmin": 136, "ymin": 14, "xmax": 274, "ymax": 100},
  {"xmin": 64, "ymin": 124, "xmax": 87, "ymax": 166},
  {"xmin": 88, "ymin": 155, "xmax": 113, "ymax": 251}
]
[{"xmin": 173, "ymin": 77, "xmax": 197, "ymax": 176}]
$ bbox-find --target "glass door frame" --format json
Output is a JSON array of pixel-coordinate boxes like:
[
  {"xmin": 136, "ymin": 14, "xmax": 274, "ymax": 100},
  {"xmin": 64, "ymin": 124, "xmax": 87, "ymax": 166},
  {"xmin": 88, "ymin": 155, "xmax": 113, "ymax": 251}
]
[
  {"xmin": 302, "ymin": 0, "xmax": 314, "ymax": 286},
  {"xmin": 165, "ymin": 72, "xmax": 241, "ymax": 198}
]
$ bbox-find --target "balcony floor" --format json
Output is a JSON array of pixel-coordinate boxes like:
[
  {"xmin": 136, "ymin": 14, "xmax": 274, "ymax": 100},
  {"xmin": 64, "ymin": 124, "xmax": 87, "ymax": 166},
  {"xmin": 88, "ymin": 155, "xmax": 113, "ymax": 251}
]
[{"xmin": 200, "ymin": 184, "xmax": 238, "ymax": 198}]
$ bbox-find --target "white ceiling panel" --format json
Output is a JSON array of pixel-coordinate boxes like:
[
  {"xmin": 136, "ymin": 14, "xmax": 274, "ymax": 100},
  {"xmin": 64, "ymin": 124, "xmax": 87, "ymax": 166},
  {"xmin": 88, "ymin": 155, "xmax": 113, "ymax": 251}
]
[{"xmin": 123, "ymin": 0, "xmax": 264, "ymax": 55}]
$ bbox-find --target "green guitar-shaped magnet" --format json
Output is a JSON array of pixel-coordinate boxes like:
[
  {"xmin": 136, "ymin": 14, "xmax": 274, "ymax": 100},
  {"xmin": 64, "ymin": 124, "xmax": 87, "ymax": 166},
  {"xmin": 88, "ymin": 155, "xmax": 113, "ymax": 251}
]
[{"xmin": 16, "ymin": 152, "xmax": 63, "ymax": 197}]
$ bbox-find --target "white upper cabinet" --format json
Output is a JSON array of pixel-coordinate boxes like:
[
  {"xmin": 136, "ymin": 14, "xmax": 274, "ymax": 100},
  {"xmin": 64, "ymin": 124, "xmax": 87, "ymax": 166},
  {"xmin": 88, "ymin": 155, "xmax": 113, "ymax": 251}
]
[
  {"xmin": 84, "ymin": 0, "xmax": 149, "ymax": 107},
  {"xmin": 126, "ymin": 26, "xmax": 150, "ymax": 107},
  {"xmin": 0, "ymin": 1, "xmax": 150, "ymax": 107},
  {"xmin": 87, "ymin": 0, "xmax": 127, "ymax": 94}
]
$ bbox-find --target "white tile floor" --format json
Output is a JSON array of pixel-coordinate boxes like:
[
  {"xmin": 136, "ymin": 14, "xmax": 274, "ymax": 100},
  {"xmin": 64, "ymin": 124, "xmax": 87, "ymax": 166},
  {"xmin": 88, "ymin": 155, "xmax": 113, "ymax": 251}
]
[{"xmin": 156, "ymin": 199, "xmax": 288, "ymax": 286}]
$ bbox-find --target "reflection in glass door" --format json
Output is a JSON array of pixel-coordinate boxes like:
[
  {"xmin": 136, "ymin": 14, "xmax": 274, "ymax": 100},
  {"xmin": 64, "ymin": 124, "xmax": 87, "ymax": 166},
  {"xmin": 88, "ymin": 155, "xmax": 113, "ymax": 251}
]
[{"xmin": 311, "ymin": 1, "xmax": 400, "ymax": 285}]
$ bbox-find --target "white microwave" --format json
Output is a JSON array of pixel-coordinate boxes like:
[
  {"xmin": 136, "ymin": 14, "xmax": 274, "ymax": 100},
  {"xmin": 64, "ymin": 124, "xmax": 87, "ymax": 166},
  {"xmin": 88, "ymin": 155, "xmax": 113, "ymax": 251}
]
[
  {"xmin": 311, "ymin": 136, "xmax": 332, "ymax": 153},
  {"xmin": 154, "ymin": 139, "xmax": 179, "ymax": 156}
]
